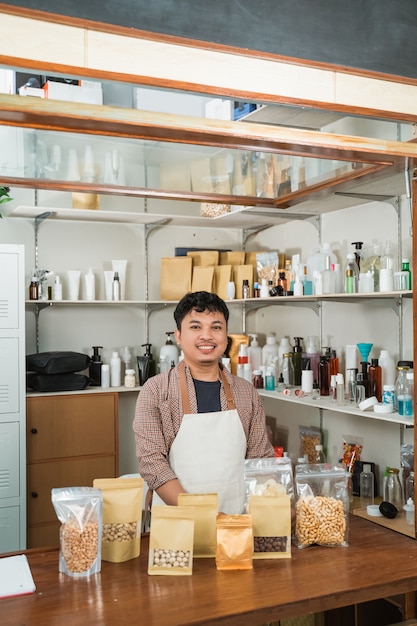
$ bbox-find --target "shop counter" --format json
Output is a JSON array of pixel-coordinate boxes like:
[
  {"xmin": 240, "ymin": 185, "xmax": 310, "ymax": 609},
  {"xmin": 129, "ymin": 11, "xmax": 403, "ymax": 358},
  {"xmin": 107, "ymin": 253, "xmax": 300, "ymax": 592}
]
[{"xmin": 1, "ymin": 516, "xmax": 417, "ymax": 626}]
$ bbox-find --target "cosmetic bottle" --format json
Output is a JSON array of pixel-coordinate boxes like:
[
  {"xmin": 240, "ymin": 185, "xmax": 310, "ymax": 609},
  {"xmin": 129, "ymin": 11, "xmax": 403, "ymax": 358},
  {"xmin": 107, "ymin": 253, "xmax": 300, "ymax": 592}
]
[
  {"xmin": 101, "ymin": 364, "xmax": 110, "ymax": 389},
  {"xmin": 89, "ymin": 345, "xmax": 103, "ymax": 386},
  {"xmin": 84, "ymin": 267, "xmax": 95, "ymax": 301},
  {"xmin": 110, "ymin": 351, "xmax": 121, "ymax": 387},
  {"xmin": 112, "ymin": 271, "xmax": 121, "ymax": 301},
  {"xmin": 292, "ymin": 337, "xmax": 303, "ymax": 386},
  {"xmin": 53, "ymin": 275, "xmax": 63, "ymax": 301},
  {"xmin": 137, "ymin": 343, "xmax": 156, "ymax": 385}
]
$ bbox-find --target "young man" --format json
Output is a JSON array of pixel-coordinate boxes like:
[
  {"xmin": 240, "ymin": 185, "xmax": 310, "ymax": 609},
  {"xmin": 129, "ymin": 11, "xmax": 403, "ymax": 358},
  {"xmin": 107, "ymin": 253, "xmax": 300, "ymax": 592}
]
[{"xmin": 133, "ymin": 291, "xmax": 274, "ymax": 514}]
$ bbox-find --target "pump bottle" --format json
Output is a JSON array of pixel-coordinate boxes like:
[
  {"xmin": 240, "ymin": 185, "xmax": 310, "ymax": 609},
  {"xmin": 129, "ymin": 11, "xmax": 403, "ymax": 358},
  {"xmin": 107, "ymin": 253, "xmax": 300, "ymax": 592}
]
[
  {"xmin": 369, "ymin": 358, "xmax": 382, "ymax": 401},
  {"xmin": 160, "ymin": 332, "xmax": 179, "ymax": 367},
  {"xmin": 112, "ymin": 271, "xmax": 121, "ymax": 301},
  {"xmin": 248, "ymin": 334, "xmax": 262, "ymax": 371},
  {"xmin": 262, "ymin": 333, "xmax": 279, "ymax": 375},
  {"xmin": 344, "ymin": 253, "xmax": 359, "ymax": 293},
  {"xmin": 53, "ymin": 275, "xmax": 63, "ymax": 301},
  {"xmin": 89, "ymin": 345, "xmax": 103, "ymax": 386},
  {"xmin": 137, "ymin": 343, "xmax": 156, "ymax": 385}
]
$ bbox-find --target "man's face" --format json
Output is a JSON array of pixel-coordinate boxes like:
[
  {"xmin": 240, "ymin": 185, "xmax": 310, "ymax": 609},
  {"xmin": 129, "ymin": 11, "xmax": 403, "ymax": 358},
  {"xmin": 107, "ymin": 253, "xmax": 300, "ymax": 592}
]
[{"xmin": 174, "ymin": 308, "xmax": 228, "ymax": 367}]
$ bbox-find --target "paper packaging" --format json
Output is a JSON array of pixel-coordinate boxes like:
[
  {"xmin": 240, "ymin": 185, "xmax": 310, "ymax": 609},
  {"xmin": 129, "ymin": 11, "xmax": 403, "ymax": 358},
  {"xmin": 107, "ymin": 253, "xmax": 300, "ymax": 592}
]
[
  {"xmin": 148, "ymin": 506, "xmax": 194, "ymax": 576},
  {"xmin": 178, "ymin": 493, "xmax": 218, "ymax": 557}
]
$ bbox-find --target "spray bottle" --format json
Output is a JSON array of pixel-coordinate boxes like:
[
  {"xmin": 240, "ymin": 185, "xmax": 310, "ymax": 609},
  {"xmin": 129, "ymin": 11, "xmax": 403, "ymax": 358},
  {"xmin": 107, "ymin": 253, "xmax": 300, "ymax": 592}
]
[{"xmin": 248, "ymin": 334, "xmax": 262, "ymax": 371}]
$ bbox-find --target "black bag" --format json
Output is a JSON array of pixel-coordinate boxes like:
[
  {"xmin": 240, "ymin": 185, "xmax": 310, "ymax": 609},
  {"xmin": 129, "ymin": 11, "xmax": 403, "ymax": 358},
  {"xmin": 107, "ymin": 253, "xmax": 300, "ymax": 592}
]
[
  {"xmin": 26, "ymin": 351, "xmax": 91, "ymax": 375},
  {"xmin": 27, "ymin": 373, "xmax": 90, "ymax": 392}
]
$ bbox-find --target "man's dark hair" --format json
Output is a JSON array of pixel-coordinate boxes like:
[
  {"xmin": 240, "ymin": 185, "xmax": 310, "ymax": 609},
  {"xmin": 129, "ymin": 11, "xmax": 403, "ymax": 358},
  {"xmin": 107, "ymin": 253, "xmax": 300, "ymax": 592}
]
[{"xmin": 174, "ymin": 291, "xmax": 229, "ymax": 330}]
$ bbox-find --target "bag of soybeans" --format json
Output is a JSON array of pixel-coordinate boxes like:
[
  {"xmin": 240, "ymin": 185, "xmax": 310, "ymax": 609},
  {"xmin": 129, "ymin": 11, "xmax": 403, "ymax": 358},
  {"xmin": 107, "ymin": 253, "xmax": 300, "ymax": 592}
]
[
  {"xmin": 178, "ymin": 492, "xmax": 218, "ymax": 557},
  {"xmin": 294, "ymin": 464, "xmax": 349, "ymax": 549},
  {"xmin": 248, "ymin": 494, "xmax": 291, "ymax": 559},
  {"xmin": 148, "ymin": 506, "xmax": 194, "ymax": 576},
  {"xmin": 215, "ymin": 513, "xmax": 253, "ymax": 570},
  {"xmin": 51, "ymin": 486, "xmax": 103, "ymax": 577},
  {"xmin": 93, "ymin": 477, "xmax": 144, "ymax": 563}
]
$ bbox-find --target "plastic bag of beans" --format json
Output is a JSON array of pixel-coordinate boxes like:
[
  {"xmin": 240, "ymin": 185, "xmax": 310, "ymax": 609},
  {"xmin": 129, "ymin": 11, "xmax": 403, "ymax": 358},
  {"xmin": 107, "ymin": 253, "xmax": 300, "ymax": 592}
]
[
  {"xmin": 294, "ymin": 464, "xmax": 349, "ymax": 549},
  {"xmin": 51, "ymin": 486, "xmax": 103, "ymax": 577}
]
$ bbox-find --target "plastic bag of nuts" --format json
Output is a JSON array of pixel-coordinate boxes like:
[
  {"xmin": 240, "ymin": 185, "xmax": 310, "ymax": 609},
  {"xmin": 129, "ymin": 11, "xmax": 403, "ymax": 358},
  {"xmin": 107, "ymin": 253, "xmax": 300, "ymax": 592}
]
[
  {"xmin": 294, "ymin": 464, "xmax": 349, "ymax": 549},
  {"xmin": 51, "ymin": 486, "xmax": 103, "ymax": 577},
  {"xmin": 243, "ymin": 457, "xmax": 295, "ymax": 508}
]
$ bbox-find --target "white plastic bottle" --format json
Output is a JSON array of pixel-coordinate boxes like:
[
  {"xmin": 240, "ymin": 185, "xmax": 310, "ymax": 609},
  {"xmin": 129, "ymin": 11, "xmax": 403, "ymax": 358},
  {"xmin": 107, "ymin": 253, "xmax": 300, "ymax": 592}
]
[
  {"xmin": 53, "ymin": 275, "xmax": 63, "ymax": 301},
  {"xmin": 262, "ymin": 333, "xmax": 279, "ymax": 371},
  {"xmin": 379, "ymin": 349, "xmax": 396, "ymax": 387},
  {"xmin": 84, "ymin": 267, "xmax": 95, "ymax": 301},
  {"xmin": 110, "ymin": 351, "xmax": 121, "ymax": 387},
  {"xmin": 101, "ymin": 363, "xmax": 110, "ymax": 389},
  {"xmin": 248, "ymin": 334, "xmax": 262, "ymax": 371},
  {"xmin": 159, "ymin": 331, "xmax": 179, "ymax": 367}
]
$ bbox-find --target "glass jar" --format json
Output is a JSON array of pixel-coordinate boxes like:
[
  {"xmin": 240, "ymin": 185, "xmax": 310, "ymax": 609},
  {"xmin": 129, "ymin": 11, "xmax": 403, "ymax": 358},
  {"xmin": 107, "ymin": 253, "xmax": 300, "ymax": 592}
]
[
  {"xmin": 384, "ymin": 467, "xmax": 403, "ymax": 511},
  {"xmin": 252, "ymin": 370, "xmax": 263, "ymax": 389},
  {"xmin": 124, "ymin": 369, "xmax": 136, "ymax": 388}
]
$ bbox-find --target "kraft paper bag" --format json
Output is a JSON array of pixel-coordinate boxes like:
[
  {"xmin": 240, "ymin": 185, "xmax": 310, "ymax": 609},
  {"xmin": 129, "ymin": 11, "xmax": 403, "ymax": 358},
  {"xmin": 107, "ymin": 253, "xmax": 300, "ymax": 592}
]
[
  {"xmin": 214, "ymin": 265, "xmax": 232, "ymax": 300},
  {"xmin": 191, "ymin": 266, "xmax": 215, "ymax": 293},
  {"xmin": 187, "ymin": 250, "xmax": 219, "ymax": 267},
  {"xmin": 219, "ymin": 251, "xmax": 245, "ymax": 266},
  {"xmin": 160, "ymin": 257, "xmax": 192, "ymax": 300},
  {"xmin": 232, "ymin": 264, "xmax": 254, "ymax": 297}
]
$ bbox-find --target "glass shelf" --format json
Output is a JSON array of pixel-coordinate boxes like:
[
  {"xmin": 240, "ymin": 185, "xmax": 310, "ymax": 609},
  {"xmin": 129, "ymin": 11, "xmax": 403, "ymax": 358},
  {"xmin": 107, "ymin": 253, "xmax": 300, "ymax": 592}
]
[{"xmin": 0, "ymin": 93, "xmax": 409, "ymax": 213}]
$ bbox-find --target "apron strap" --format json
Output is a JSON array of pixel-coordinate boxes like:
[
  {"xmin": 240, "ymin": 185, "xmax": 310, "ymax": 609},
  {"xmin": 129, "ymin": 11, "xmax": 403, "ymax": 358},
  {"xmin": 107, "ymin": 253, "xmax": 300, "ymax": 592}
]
[{"xmin": 179, "ymin": 360, "xmax": 236, "ymax": 413}]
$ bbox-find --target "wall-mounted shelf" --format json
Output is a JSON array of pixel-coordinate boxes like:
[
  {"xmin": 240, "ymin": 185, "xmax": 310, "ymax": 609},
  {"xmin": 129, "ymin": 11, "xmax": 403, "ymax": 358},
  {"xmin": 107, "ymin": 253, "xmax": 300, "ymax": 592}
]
[{"xmin": 259, "ymin": 389, "xmax": 414, "ymax": 426}]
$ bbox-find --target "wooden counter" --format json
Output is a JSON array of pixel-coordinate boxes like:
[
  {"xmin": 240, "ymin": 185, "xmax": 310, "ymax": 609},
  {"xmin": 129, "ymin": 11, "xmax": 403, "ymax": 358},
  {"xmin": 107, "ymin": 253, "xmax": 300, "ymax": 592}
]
[{"xmin": 1, "ymin": 516, "xmax": 417, "ymax": 626}]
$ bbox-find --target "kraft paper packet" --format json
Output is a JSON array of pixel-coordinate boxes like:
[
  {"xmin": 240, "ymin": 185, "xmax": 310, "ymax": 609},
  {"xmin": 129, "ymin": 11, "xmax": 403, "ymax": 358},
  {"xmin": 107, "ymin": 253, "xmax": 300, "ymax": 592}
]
[
  {"xmin": 232, "ymin": 264, "xmax": 254, "ymax": 297},
  {"xmin": 226, "ymin": 333, "xmax": 249, "ymax": 375},
  {"xmin": 214, "ymin": 264, "xmax": 232, "ymax": 300},
  {"xmin": 219, "ymin": 251, "xmax": 245, "ymax": 266},
  {"xmin": 148, "ymin": 506, "xmax": 194, "ymax": 576},
  {"xmin": 160, "ymin": 257, "xmax": 192, "ymax": 300},
  {"xmin": 248, "ymin": 494, "xmax": 291, "ymax": 559},
  {"xmin": 187, "ymin": 250, "xmax": 219, "ymax": 266},
  {"xmin": 191, "ymin": 266, "xmax": 215, "ymax": 293},
  {"xmin": 216, "ymin": 514, "xmax": 253, "ymax": 570},
  {"xmin": 178, "ymin": 493, "xmax": 218, "ymax": 557},
  {"xmin": 93, "ymin": 477, "xmax": 144, "ymax": 563}
]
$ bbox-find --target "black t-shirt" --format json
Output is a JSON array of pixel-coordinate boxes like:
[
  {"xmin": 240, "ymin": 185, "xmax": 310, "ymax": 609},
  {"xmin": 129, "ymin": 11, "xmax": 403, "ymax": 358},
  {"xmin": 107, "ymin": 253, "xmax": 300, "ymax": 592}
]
[{"xmin": 193, "ymin": 378, "xmax": 221, "ymax": 413}]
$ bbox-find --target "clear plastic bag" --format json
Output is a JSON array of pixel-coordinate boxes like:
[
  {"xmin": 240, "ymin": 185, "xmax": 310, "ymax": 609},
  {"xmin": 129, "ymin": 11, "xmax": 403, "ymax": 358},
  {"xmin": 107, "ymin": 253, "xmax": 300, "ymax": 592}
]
[
  {"xmin": 294, "ymin": 464, "xmax": 349, "ymax": 549},
  {"xmin": 51, "ymin": 486, "xmax": 103, "ymax": 577},
  {"xmin": 244, "ymin": 457, "xmax": 294, "ymax": 507}
]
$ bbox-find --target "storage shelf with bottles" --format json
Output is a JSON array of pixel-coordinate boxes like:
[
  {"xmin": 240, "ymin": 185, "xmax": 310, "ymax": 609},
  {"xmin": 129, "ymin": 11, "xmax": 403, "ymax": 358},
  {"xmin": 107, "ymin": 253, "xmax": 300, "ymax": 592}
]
[{"xmin": 259, "ymin": 388, "xmax": 414, "ymax": 426}]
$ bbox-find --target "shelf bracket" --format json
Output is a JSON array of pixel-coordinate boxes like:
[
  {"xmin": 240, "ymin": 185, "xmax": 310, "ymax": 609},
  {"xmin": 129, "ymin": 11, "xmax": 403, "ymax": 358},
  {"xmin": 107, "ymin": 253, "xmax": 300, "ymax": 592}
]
[
  {"xmin": 33, "ymin": 302, "xmax": 52, "ymax": 353},
  {"xmin": 334, "ymin": 192, "xmax": 399, "ymax": 212},
  {"xmin": 33, "ymin": 211, "xmax": 53, "ymax": 271},
  {"xmin": 242, "ymin": 224, "xmax": 271, "ymax": 248}
]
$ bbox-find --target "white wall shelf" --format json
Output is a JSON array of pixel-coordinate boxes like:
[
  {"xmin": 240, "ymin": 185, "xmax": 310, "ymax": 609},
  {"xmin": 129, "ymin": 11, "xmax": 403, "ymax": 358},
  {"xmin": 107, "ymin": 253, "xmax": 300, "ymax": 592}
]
[{"xmin": 259, "ymin": 389, "xmax": 413, "ymax": 426}]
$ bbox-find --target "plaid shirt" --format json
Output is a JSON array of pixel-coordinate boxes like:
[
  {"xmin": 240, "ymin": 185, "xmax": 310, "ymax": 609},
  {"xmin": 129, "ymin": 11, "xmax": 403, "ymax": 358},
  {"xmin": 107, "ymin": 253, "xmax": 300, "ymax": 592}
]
[{"xmin": 133, "ymin": 362, "xmax": 274, "ymax": 491}]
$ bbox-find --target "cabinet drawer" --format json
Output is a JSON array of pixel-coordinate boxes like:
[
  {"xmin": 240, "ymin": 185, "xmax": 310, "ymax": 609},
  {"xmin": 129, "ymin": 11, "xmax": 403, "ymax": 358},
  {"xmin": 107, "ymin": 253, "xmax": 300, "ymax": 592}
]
[
  {"xmin": 27, "ymin": 394, "xmax": 118, "ymax": 461},
  {"xmin": 0, "ymin": 421, "xmax": 19, "ymax": 498},
  {"xmin": 28, "ymin": 522, "xmax": 60, "ymax": 549},
  {"xmin": 27, "ymin": 456, "xmax": 117, "ymax": 524},
  {"xmin": 0, "ymin": 505, "xmax": 20, "ymax": 553}
]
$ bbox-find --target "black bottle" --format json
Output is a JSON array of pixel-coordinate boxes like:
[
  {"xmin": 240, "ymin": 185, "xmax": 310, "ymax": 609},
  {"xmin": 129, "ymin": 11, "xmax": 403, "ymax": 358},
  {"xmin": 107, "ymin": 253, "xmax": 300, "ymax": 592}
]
[
  {"xmin": 293, "ymin": 336, "xmax": 303, "ymax": 386},
  {"xmin": 318, "ymin": 356, "xmax": 330, "ymax": 396},
  {"xmin": 89, "ymin": 345, "xmax": 103, "ymax": 386}
]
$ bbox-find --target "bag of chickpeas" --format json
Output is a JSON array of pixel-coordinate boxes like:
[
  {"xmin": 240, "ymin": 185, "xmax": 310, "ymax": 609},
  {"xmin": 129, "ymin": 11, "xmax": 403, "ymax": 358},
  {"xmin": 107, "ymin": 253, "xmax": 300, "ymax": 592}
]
[
  {"xmin": 148, "ymin": 506, "xmax": 194, "ymax": 576},
  {"xmin": 93, "ymin": 477, "xmax": 144, "ymax": 563},
  {"xmin": 248, "ymin": 494, "xmax": 291, "ymax": 559},
  {"xmin": 51, "ymin": 486, "xmax": 103, "ymax": 577},
  {"xmin": 294, "ymin": 464, "xmax": 349, "ymax": 549}
]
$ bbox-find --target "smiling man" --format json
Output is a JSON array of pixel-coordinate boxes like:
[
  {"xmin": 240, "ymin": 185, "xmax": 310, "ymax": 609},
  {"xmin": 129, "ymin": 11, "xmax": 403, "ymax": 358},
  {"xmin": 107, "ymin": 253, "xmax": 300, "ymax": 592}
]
[{"xmin": 133, "ymin": 291, "xmax": 274, "ymax": 514}]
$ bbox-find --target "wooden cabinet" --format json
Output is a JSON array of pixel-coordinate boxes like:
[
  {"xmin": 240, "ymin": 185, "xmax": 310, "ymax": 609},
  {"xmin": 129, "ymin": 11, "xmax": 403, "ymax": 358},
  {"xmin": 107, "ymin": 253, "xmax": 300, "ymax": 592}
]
[{"xmin": 26, "ymin": 392, "xmax": 119, "ymax": 548}]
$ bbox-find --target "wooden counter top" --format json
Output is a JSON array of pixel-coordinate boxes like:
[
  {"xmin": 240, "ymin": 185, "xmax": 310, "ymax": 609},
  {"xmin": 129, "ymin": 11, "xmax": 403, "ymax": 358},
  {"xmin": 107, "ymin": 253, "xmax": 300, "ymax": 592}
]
[{"xmin": 1, "ymin": 516, "xmax": 417, "ymax": 626}]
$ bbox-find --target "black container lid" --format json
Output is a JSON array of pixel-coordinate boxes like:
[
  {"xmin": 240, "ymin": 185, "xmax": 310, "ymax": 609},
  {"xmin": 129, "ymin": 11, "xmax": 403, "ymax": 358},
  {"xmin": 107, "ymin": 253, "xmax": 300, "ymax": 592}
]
[
  {"xmin": 398, "ymin": 360, "xmax": 413, "ymax": 369},
  {"xmin": 379, "ymin": 501, "xmax": 398, "ymax": 519}
]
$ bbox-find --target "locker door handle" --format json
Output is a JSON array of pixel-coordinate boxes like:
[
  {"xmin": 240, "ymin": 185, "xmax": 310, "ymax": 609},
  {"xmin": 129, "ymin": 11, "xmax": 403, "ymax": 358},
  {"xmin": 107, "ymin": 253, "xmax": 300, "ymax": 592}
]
[
  {"xmin": 31, "ymin": 492, "xmax": 38, "ymax": 498},
  {"xmin": 31, "ymin": 428, "xmax": 38, "ymax": 434}
]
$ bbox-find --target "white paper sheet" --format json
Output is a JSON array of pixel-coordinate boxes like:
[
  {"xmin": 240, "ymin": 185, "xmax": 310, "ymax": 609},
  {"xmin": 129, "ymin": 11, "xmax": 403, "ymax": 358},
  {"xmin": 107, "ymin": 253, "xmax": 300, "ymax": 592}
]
[{"xmin": 0, "ymin": 554, "xmax": 36, "ymax": 599}]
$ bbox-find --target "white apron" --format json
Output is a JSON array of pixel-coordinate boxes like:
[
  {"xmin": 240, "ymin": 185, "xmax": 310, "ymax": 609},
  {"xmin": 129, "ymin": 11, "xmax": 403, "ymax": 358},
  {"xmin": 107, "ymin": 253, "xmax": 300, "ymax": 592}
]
[{"xmin": 152, "ymin": 361, "xmax": 247, "ymax": 514}]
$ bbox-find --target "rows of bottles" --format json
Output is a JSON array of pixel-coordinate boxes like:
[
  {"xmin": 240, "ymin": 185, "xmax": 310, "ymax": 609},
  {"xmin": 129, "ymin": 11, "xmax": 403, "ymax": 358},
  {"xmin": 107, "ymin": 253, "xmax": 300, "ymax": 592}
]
[
  {"xmin": 234, "ymin": 333, "xmax": 414, "ymax": 418},
  {"xmin": 246, "ymin": 241, "xmax": 412, "ymax": 299}
]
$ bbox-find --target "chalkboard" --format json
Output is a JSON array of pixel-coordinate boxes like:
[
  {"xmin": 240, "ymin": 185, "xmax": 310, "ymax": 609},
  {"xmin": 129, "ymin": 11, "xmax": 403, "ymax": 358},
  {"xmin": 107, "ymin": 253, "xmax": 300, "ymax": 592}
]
[{"xmin": 3, "ymin": 0, "xmax": 417, "ymax": 79}]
